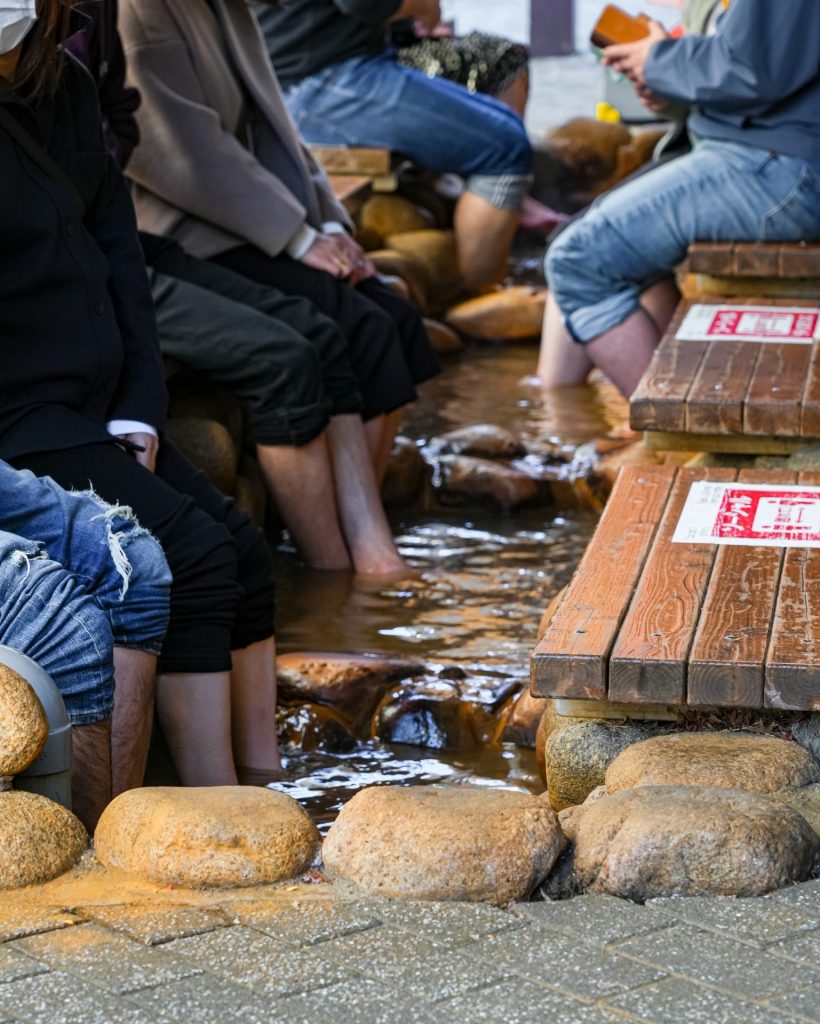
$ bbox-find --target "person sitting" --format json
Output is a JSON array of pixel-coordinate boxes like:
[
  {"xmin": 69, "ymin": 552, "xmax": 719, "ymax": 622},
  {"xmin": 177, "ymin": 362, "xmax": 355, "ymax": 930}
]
[
  {"xmin": 251, "ymin": 0, "xmax": 532, "ymax": 286},
  {"xmin": 0, "ymin": 463, "xmax": 171, "ymax": 831},
  {"xmin": 0, "ymin": 0, "xmax": 280, "ymax": 789},
  {"xmin": 539, "ymin": 0, "xmax": 820, "ymax": 398}
]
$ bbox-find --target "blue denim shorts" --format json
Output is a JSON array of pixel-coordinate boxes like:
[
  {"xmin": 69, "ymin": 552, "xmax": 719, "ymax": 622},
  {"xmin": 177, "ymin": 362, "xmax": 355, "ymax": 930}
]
[
  {"xmin": 285, "ymin": 52, "xmax": 533, "ymax": 210},
  {"xmin": 546, "ymin": 140, "xmax": 820, "ymax": 342}
]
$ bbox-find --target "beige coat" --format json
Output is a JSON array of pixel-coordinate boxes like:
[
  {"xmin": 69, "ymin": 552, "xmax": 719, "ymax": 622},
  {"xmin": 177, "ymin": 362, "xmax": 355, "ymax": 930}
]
[{"xmin": 120, "ymin": 0, "xmax": 351, "ymax": 260}]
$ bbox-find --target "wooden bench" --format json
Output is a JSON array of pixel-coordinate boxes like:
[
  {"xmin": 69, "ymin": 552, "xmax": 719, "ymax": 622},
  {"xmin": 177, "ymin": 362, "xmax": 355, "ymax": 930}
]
[
  {"xmin": 311, "ymin": 145, "xmax": 399, "ymax": 192},
  {"xmin": 531, "ymin": 464, "xmax": 820, "ymax": 711},
  {"xmin": 630, "ymin": 297, "xmax": 820, "ymax": 454},
  {"xmin": 687, "ymin": 241, "xmax": 820, "ymax": 300},
  {"xmin": 329, "ymin": 174, "xmax": 372, "ymax": 219}
]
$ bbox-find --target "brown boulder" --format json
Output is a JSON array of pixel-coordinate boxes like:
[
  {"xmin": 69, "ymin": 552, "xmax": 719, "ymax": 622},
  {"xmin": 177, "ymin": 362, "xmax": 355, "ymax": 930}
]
[
  {"xmin": 384, "ymin": 230, "xmax": 462, "ymax": 305},
  {"xmin": 573, "ymin": 786, "xmax": 818, "ymax": 900},
  {"xmin": 0, "ymin": 667, "xmax": 48, "ymax": 777},
  {"xmin": 433, "ymin": 424, "xmax": 527, "ymax": 460},
  {"xmin": 360, "ymin": 194, "xmax": 433, "ymax": 240},
  {"xmin": 606, "ymin": 732, "xmax": 820, "ymax": 795},
  {"xmin": 445, "ymin": 287, "xmax": 547, "ymax": 341},
  {"xmin": 164, "ymin": 417, "xmax": 238, "ymax": 496},
  {"xmin": 373, "ymin": 676, "xmax": 492, "ymax": 751},
  {"xmin": 500, "ymin": 688, "xmax": 548, "ymax": 748},
  {"xmin": 434, "ymin": 455, "xmax": 542, "ymax": 511},
  {"xmin": 367, "ymin": 249, "xmax": 432, "ymax": 311},
  {"xmin": 381, "ymin": 436, "xmax": 429, "ymax": 508},
  {"xmin": 0, "ymin": 791, "xmax": 86, "ymax": 888},
  {"xmin": 771, "ymin": 784, "xmax": 820, "ymax": 839},
  {"xmin": 277, "ymin": 702, "xmax": 357, "ymax": 753},
  {"xmin": 323, "ymin": 784, "xmax": 565, "ymax": 904},
  {"xmin": 95, "ymin": 787, "xmax": 320, "ymax": 888},
  {"xmin": 423, "ymin": 319, "xmax": 463, "ymax": 355}
]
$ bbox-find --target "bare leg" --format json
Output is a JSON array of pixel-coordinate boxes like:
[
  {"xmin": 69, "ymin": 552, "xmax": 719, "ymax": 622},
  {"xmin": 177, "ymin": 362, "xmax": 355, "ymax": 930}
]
[
  {"xmin": 642, "ymin": 277, "xmax": 681, "ymax": 335},
  {"xmin": 111, "ymin": 646, "xmax": 157, "ymax": 795},
  {"xmin": 454, "ymin": 192, "xmax": 520, "ymax": 287},
  {"xmin": 536, "ymin": 291, "xmax": 593, "ymax": 387},
  {"xmin": 256, "ymin": 435, "xmax": 351, "ymax": 571},
  {"xmin": 230, "ymin": 636, "xmax": 281, "ymax": 777},
  {"xmin": 328, "ymin": 414, "xmax": 407, "ymax": 577},
  {"xmin": 364, "ymin": 414, "xmax": 385, "ymax": 468},
  {"xmin": 585, "ymin": 306, "xmax": 662, "ymax": 398},
  {"xmin": 71, "ymin": 719, "xmax": 112, "ymax": 833},
  {"xmin": 156, "ymin": 671, "xmax": 237, "ymax": 785},
  {"xmin": 495, "ymin": 68, "xmax": 529, "ymax": 117}
]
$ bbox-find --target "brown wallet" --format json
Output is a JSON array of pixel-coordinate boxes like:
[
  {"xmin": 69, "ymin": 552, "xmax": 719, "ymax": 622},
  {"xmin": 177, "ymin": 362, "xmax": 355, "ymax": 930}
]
[{"xmin": 590, "ymin": 4, "xmax": 651, "ymax": 48}]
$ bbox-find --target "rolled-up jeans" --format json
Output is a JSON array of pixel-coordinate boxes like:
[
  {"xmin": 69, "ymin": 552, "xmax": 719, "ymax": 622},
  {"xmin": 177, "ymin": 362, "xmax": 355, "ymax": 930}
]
[
  {"xmin": 284, "ymin": 51, "xmax": 533, "ymax": 211},
  {"xmin": 0, "ymin": 462, "xmax": 172, "ymax": 724},
  {"xmin": 546, "ymin": 140, "xmax": 820, "ymax": 342}
]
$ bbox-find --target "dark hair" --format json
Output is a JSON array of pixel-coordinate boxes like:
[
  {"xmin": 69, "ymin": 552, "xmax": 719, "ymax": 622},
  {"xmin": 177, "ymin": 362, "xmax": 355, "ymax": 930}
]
[{"xmin": 12, "ymin": 0, "xmax": 76, "ymax": 99}]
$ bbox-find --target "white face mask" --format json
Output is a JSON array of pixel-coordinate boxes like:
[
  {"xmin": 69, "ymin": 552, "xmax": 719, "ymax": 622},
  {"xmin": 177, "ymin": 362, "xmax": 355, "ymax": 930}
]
[{"xmin": 0, "ymin": 1, "xmax": 38, "ymax": 57}]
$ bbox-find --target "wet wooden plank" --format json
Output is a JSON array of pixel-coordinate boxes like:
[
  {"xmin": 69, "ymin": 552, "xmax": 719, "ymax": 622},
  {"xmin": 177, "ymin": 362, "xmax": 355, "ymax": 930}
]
[
  {"xmin": 310, "ymin": 145, "xmax": 394, "ymax": 175},
  {"xmin": 685, "ymin": 341, "xmax": 761, "ymax": 435},
  {"xmin": 608, "ymin": 467, "xmax": 735, "ymax": 705},
  {"xmin": 688, "ymin": 469, "xmax": 795, "ymax": 708},
  {"xmin": 733, "ymin": 243, "xmax": 779, "ymax": 278},
  {"xmin": 532, "ymin": 464, "xmax": 677, "ymax": 700},
  {"xmin": 630, "ymin": 301, "xmax": 709, "ymax": 432},
  {"xmin": 744, "ymin": 342, "xmax": 813, "ymax": 436},
  {"xmin": 765, "ymin": 470, "xmax": 820, "ymax": 710},
  {"xmin": 688, "ymin": 242, "xmax": 735, "ymax": 276},
  {"xmin": 779, "ymin": 243, "xmax": 820, "ymax": 279},
  {"xmin": 799, "ymin": 344, "xmax": 820, "ymax": 438}
]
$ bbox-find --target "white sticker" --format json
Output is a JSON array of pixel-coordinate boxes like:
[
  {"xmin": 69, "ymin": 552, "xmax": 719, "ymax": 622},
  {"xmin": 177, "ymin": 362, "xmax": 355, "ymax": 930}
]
[{"xmin": 676, "ymin": 305, "xmax": 820, "ymax": 344}]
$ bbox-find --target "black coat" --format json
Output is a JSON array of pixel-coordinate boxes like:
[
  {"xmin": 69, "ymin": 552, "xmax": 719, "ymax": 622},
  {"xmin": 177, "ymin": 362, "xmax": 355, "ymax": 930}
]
[{"xmin": 0, "ymin": 53, "xmax": 166, "ymax": 459}]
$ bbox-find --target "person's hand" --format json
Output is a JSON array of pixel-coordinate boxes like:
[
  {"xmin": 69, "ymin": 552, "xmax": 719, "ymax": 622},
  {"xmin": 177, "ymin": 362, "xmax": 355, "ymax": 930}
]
[
  {"xmin": 638, "ymin": 86, "xmax": 669, "ymax": 114},
  {"xmin": 334, "ymin": 232, "xmax": 377, "ymax": 285},
  {"xmin": 118, "ymin": 432, "xmax": 159, "ymax": 473},
  {"xmin": 299, "ymin": 232, "xmax": 352, "ymax": 278},
  {"xmin": 603, "ymin": 20, "xmax": 668, "ymax": 89},
  {"xmin": 414, "ymin": 0, "xmax": 441, "ymax": 32}
]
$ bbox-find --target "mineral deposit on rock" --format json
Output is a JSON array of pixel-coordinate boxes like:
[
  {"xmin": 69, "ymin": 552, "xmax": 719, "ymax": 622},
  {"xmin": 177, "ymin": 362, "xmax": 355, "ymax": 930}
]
[
  {"xmin": 572, "ymin": 786, "xmax": 818, "ymax": 900},
  {"xmin": 0, "ymin": 666, "xmax": 48, "ymax": 777},
  {"xmin": 605, "ymin": 731, "xmax": 820, "ymax": 794},
  {"xmin": 95, "ymin": 787, "xmax": 321, "ymax": 888},
  {"xmin": 0, "ymin": 791, "xmax": 86, "ymax": 888},
  {"xmin": 323, "ymin": 784, "xmax": 564, "ymax": 904}
]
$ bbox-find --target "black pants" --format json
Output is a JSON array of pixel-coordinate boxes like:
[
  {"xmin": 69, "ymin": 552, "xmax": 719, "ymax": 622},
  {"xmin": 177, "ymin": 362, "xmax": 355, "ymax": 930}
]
[
  {"xmin": 13, "ymin": 441, "xmax": 275, "ymax": 674},
  {"xmin": 214, "ymin": 246, "xmax": 441, "ymax": 420}
]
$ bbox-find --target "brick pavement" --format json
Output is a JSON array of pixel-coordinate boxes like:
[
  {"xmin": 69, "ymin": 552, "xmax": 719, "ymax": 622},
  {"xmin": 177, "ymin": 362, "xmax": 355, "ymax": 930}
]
[{"xmin": 2, "ymin": 871, "xmax": 820, "ymax": 1023}]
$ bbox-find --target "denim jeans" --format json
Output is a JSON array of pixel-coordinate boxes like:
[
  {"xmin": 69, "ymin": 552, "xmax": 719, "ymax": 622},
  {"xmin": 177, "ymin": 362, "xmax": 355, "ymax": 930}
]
[
  {"xmin": 284, "ymin": 52, "xmax": 533, "ymax": 210},
  {"xmin": 546, "ymin": 140, "xmax": 820, "ymax": 342}
]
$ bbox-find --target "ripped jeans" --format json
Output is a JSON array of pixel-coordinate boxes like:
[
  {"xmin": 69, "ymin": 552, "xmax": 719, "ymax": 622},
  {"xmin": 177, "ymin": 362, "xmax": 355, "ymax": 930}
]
[{"xmin": 0, "ymin": 462, "xmax": 171, "ymax": 724}]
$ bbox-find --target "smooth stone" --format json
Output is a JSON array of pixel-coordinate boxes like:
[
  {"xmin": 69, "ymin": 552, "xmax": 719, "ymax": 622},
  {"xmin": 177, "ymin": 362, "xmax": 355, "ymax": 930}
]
[
  {"xmin": 276, "ymin": 653, "xmax": 424, "ymax": 732},
  {"xmin": 500, "ymin": 688, "xmax": 548, "ymax": 749},
  {"xmin": 168, "ymin": 379, "xmax": 245, "ymax": 450},
  {"xmin": 606, "ymin": 732, "xmax": 820, "ymax": 795},
  {"xmin": 277, "ymin": 702, "xmax": 357, "ymax": 753},
  {"xmin": 381, "ymin": 436, "xmax": 429, "ymax": 508},
  {"xmin": 557, "ymin": 785, "xmax": 608, "ymax": 841},
  {"xmin": 323, "ymin": 784, "xmax": 565, "ymax": 904},
  {"xmin": 0, "ymin": 666, "xmax": 48, "ymax": 777},
  {"xmin": 379, "ymin": 273, "xmax": 412, "ymax": 302},
  {"xmin": 383, "ymin": 230, "xmax": 461, "ymax": 305},
  {"xmin": 433, "ymin": 424, "xmax": 527, "ymax": 460},
  {"xmin": 0, "ymin": 791, "xmax": 86, "ymax": 888},
  {"xmin": 367, "ymin": 249, "xmax": 432, "ymax": 312},
  {"xmin": 792, "ymin": 712, "xmax": 820, "ymax": 762},
  {"xmin": 445, "ymin": 287, "xmax": 546, "ymax": 341},
  {"xmin": 572, "ymin": 786, "xmax": 818, "ymax": 900},
  {"xmin": 434, "ymin": 455, "xmax": 542, "ymax": 511},
  {"xmin": 95, "ymin": 787, "xmax": 321, "ymax": 888},
  {"xmin": 771, "ymin": 784, "xmax": 820, "ymax": 838},
  {"xmin": 164, "ymin": 417, "xmax": 238, "ymax": 496},
  {"xmin": 423, "ymin": 318, "xmax": 463, "ymax": 355},
  {"xmin": 360, "ymin": 194, "xmax": 433, "ymax": 242}
]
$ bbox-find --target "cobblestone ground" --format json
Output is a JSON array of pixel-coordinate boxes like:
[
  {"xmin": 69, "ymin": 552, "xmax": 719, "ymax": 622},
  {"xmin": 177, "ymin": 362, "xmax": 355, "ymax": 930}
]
[{"xmin": 2, "ymin": 862, "xmax": 820, "ymax": 1023}]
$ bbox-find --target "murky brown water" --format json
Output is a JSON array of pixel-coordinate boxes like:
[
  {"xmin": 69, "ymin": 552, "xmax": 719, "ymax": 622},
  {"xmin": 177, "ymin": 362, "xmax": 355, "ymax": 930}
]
[{"xmin": 272, "ymin": 342, "xmax": 625, "ymax": 829}]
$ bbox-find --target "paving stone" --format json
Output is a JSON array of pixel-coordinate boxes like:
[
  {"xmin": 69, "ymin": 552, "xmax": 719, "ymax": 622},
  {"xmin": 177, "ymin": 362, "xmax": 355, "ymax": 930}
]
[
  {"xmin": 646, "ymin": 896, "xmax": 819, "ymax": 948},
  {"xmin": 769, "ymin": 929, "xmax": 820, "ymax": 967},
  {"xmin": 316, "ymin": 926, "xmax": 512, "ymax": 1002},
  {"xmin": 165, "ymin": 925, "xmax": 353, "ymax": 998},
  {"xmin": 604, "ymin": 976, "xmax": 795, "ymax": 1024},
  {"xmin": 229, "ymin": 899, "xmax": 381, "ymax": 947},
  {"xmin": 14, "ymin": 923, "xmax": 202, "ymax": 994},
  {"xmin": 0, "ymin": 972, "xmax": 163, "ymax": 1024},
  {"xmin": 437, "ymin": 978, "xmax": 617, "ymax": 1023},
  {"xmin": 127, "ymin": 973, "xmax": 286, "ymax": 1024},
  {"xmin": 468, "ymin": 927, "xmax": 666, "ymax": 1001},
  {"xmin": 514, "ymin": 895, "xmax": 670, "ymax": 945},
  {"xmin": 769, "ymin": 878, "xmax": 820, "ymax": 910},
  {"xmin": 0, "ymin": 945, "xmax": 47, "ymax": 984},
  {"xmin": 616, "ymin": 924, "xmax": 820, "ymax": 1000},
  {"xmin": 276, "ymin": 977, "xmax": 438, "ymax": 1024},
  {"xmin": 368, "ymin": 900, "xmax": 523, "ymax": 948},
  {"xmin": 766, "ymin": 983, "xmax": 820, "ymax": 1023},
  {"xmin": 0, "ymin": 910, "xmax": 79, "ymax": 943},
  {"xmin": 74, "ymin": 905, "xmax": 228, "ymax": 945}
]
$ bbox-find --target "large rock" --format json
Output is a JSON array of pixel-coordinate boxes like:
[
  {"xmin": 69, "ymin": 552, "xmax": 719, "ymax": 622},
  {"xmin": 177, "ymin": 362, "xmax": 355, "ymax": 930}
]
[
  {"xmin": 95, "ymin": 787, "xmax": 320, "ymax": 888},
  {"xmin": 0, "ymin": 791, "xmax": 86, "ymax": 888},
  {"xmin": 381, "ymin": 436, "xmax": 429, "ymax": 508},
  {"xmin": 367, "ymin": 249, "xmax": 432, "ymax": 312},
  {"xmin": 384, "ymin": 230, "xmax": 462, "ymax": 306},
  {"xmin": 360, "ymin": 194, "xmax": 433, "ymax": 241},
  {"xmin": 434, "ymin": 455, "xmax": 542, "ymax": 511},
  {"xmin": 792, "ymin": 712, "xmax": 820, "ymax": 762},
  {"xmin": 432, "ymin": 424, "xmax": 527, "ymax": 461},
  {"xmin": 500, "ymin": 688, "xmax": 548, "ymax": 748},
  {"xmin": 164, "ymin": 417, "xmax": 238, "ymax": 496},
  {"xmin": 771, "ymin": 784, "xmax": 820, "ymax": 839},
  {"xmin": 276, "ymin": 653, "xmax": 424, "ymax": 732},
  {"xmin": 572, "ymin": 786, "xmax": 818, "ymax": 900},
  {"xmin": 606, "ymin": 732, "xmax": 820, "ymax": 795},
  {"xmin": 423, "ymin": 319, "xmax": 463, "ymax": 355},
  {"xmin": 277, "ymin": 702, "xmax": 357, "ymax": 753},
  {"xmin": 323, "ymin": 784, "xmax": 564, "ymax": 904},
  {"xmin": 445, "ymin": 287, "xmax": 546, "ymax": 341},
  {"xmin": 0, "ymin": 667, "xmax": 48, "ymax": 777}
]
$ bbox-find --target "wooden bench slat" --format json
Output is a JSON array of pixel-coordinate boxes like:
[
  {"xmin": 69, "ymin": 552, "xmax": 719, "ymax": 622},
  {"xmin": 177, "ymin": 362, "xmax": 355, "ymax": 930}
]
[
  {"xmin": 685, "ymin": 340, "xmax": 762, "ymax": 435},
  {"xmin": 689, "ymin": 241, "xmax": 820, "ymax": 280},
  {"xmin": 779, "ymin": 243, "xmax": 820, "ymax": 279},
  {"xmin": 531, "ymin": 464, "xmax": 677, "ymax": 700},
  {"xmin": 311, "ymin": 145, "xmax": 395, "ymax": 176},
  {"xmin": 800, "ymin": 345, "xmax": 820, "ymax": 437},
  {"xmin": 608, "ymin": 467, "xmax": 735, "ymax": 705},
  {"xmin": 687, "ymin": 469, "xmax": 795, "ymax": 708},
  {"xmin": 743, "ymin": 341, "xmax": 813, "ymax": 436},
  {"xmin": 733, "ymin": 243, "xmax": 779, "ymax": 278},
  {"xmin": 764, "ymin": 469, "xmax": 820, "ymax": 710},
  {"xmin": 688, "ymin": 242, "xmax": 735, "ymax": 276}
]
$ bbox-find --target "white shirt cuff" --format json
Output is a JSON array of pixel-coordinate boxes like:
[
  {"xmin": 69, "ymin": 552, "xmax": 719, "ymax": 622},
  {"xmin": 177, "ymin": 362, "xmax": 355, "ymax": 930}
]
[
  {"xmin": 322, "ymin": 221, "xmax": 348, "ymax": 236},
  {"xmin": 285, "ymin": 224, "xmax": 318, "ymax": 260},
  {"xmin": 107, "ymin": 420, "xmax": 158, "ymax": 439}
]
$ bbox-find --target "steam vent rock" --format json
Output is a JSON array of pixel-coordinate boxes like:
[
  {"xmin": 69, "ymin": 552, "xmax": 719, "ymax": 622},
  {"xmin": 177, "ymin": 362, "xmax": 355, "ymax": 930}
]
[
  {"xmin": 605, "ymin": 732, "xmax": 820, "ymax": 794},
  {"xmin": 0, "ymin": 791, "xmax": 87, "ymax": 889},
  {"xmin": 0, "ymin": 665, "xmax": 49, "ymax": 777},
  {"xmin": 95, "ymin": 787, "xmax": 321, "ymax": 888},
  {"xmin": 322, "ymin": 784, "xmax": 564, "ymax": 904},
  {"xmin": 572, "ymin": 786, "xmax": 818, "ymax": 900}
]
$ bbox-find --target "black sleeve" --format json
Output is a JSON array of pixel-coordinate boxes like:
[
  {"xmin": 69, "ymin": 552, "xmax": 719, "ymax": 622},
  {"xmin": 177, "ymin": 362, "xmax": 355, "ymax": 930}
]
[
  {"xmin": 96, "ymin": 19, "xmax": 141, "ymax": 169},
  {"xmin": 332, "ymin": 0, "xmax": 403, "ymax": 25}
]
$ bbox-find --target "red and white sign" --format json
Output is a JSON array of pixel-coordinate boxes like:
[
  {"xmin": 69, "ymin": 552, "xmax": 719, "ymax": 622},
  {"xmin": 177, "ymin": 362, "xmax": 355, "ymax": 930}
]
[
  {"xmin": 673, "ymin": 482, "xmax": 820, "ymax": 547},
  {"xmin": 676, "ymin": 304, "xmax": 820, "ymax": 344}
]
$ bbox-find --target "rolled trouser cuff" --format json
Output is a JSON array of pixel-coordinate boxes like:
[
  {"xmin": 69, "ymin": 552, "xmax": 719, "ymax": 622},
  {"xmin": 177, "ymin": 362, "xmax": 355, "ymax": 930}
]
[{"xmin": 466, "ymin": 172, "xmax": 531, "ymax": 211}]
